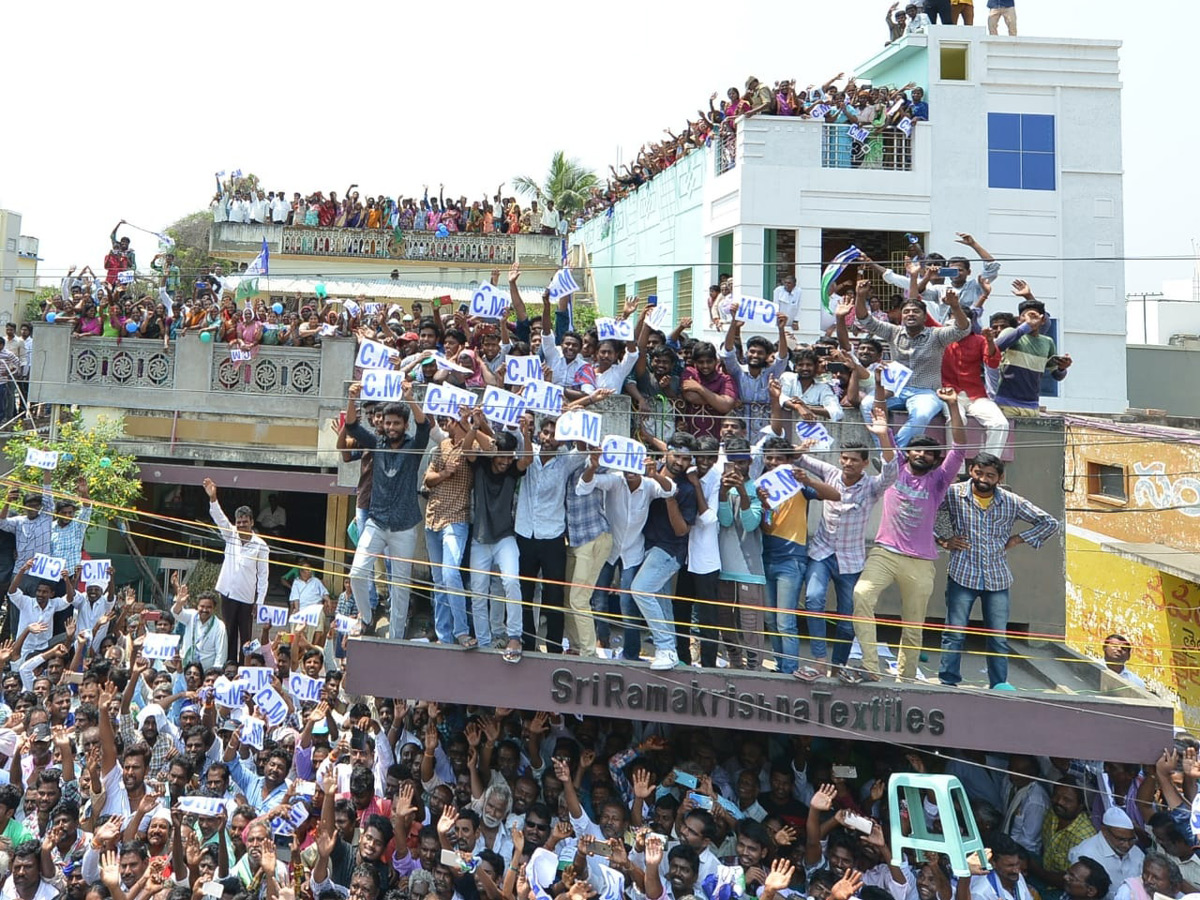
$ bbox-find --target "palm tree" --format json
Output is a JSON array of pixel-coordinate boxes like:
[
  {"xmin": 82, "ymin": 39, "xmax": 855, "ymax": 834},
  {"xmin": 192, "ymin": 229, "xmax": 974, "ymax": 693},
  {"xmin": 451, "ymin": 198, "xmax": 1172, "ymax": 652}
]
[{"xmin": 513, "ymin": 151, "xmax": 598, "ymax": 218}]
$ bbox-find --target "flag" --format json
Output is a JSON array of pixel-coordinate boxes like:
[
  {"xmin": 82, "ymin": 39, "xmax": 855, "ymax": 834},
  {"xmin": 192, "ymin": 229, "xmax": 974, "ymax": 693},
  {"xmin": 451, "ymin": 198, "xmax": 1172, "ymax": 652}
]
[
  {"xmin": 245, "ymin": 238, "xmax": 270, "ymax": 276},
  {"xmin": 700, "ymin": 865, "xmax": 745, "ymax": 900},
  {"xmin": 1191, "ymin": 790, "xmax": 1200, "ymax": 842},
  {"xmin": 155, "ymin": 232, "xmax": 176, "ymax": 249},
  {"xmin": 820, "ymin": 247, "xmax": 859, "ymax": 324}
]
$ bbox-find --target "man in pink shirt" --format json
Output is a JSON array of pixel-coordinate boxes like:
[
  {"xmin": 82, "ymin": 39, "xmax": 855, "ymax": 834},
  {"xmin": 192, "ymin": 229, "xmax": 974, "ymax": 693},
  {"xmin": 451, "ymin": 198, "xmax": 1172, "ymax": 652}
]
[{"xmin": 845, "ymin": 386, "xmax": 966, "ymax": 683}]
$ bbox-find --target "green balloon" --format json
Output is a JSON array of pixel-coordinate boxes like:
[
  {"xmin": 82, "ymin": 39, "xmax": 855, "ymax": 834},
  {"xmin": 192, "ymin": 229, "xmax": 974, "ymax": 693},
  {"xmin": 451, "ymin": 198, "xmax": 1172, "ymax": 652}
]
[
  {"xmin": 199, "ymin": 331, "xmax": 213, "ymax": 343},
  {"xmin": 99, "ymin": 457, "xmax": 112, "ymax": 468}
]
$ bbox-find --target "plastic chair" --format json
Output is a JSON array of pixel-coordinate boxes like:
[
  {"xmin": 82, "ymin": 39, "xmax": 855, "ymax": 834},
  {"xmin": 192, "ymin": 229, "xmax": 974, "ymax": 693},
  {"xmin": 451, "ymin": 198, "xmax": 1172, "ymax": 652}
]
[{"xmin": 888, "ymin": 773, "xmax": 991, "ymax": 877}]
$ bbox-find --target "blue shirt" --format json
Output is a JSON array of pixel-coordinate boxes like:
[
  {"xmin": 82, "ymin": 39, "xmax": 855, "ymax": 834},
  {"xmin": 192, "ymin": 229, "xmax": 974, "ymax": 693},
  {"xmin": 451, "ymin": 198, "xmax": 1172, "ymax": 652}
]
[
  {"xmin": 346, "ymin": 420, "xmax": 431, "ymax": 532},
  {"xmin": 643, "ymin": 474, "xmax": 698, "ymax": 565},
  {"xmin": 911, "ymin": 101, "xmax": 929, "ymax": 121}
]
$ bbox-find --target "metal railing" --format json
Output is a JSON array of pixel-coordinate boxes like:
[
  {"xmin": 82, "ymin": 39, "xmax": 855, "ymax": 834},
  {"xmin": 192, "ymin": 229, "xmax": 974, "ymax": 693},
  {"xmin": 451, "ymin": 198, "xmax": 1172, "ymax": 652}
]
[
  {"xmin": 211, "ymin": 346, "xmax": 321, "ymax": 395},
  {"xmin": 393, "ymin": 233, "xmax": 517, "ymax": 264},
  {"xmin": 821, "ymin": 124, "xmax": 913, "ymax": 171},
  {"xmin": 715, "ymin": 125, "xmax": 737, "ymax": 175},
  {"xmin": 281, "ymin": 226, "xmax": 394, "ymax": 259}
]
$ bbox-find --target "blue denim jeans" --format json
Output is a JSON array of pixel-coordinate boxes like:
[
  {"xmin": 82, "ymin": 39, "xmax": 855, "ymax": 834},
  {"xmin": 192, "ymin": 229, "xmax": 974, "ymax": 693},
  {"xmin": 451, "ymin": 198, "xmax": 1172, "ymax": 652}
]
[
  {"xmin": 468, "ymin": 535, "xmax": 523, "ymax": 645},
  {"xmin": 592, "ymin": 561, "xmax": 641, "ymax": 660},
  {"xmin": 939, "ymin": 577, "xmax": 1012, "ymax": 687},
  {"xmin": 630, "ymin": 547, "xmax": 680, "ymax": 653},
  {"xmin": 762, "ymin": 536, "xmax": 806, "ymax": 674},
  {"xmin": 804, "ymin": 555, "xmax": 860, "ymax": 665},
  {"xmin": 355, "ymin": 508, "xmax": 379, "ymax": 609},
  {"xmin": 887, "ymin": 387, "xmax": 949, "ymax": 448},
  {"xmin": 426, "ymin": 523, "xmax": 470, "ymax": 643}
]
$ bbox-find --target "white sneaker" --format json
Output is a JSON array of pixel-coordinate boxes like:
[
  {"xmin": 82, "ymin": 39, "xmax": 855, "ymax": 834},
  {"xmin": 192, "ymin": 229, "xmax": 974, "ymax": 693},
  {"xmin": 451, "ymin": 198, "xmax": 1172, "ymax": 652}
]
[{"xmin": 650, "ymin": 649, "xmax": 678, "ymax": 671}]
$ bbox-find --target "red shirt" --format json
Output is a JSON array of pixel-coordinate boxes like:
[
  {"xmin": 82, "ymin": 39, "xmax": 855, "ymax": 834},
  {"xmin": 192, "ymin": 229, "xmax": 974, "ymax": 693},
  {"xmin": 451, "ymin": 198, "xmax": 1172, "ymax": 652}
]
[{"xmin": 940, "ymin": 333, "xmax": 988, "ymax": 400}]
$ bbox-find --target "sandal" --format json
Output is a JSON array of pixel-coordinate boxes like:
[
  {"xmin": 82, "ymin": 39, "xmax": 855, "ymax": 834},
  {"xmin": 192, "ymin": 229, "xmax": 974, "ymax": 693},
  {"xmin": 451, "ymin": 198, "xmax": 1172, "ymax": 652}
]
[
  {"xmin": 502, "ymin": 645, "xmax": 523, "ymax": 664},
  {"xmin": 793, "ymin": 665, "xmax": 823, "ymax": 683},
  {"xmin": 456, "ymin": 635, "xmax": 479, "ymax": 650},
  {"xmin": 838, "ymin": 667, "xmax": 880, "ymax": 685}
]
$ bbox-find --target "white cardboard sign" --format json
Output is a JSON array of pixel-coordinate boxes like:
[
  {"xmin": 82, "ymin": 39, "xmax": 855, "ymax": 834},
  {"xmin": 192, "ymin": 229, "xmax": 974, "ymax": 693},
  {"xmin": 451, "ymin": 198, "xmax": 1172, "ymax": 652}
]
[
  {"xmin": 554, "ymin": 410, "xmax": 602, "ymax": 447},
  {"xmin": 599, "ymin": 436, "xmax": 647, "ymax": 474}
]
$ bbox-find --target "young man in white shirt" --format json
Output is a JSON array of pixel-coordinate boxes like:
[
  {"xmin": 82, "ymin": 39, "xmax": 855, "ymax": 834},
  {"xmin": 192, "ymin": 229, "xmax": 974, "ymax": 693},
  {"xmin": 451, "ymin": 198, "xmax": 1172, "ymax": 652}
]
[
  {"xmin": 960, "ymin": 835, "xmax": 1034, "ymax": 900},
  {"xmin": 7, "ymin": 561, "xmax": 71, "ymax": 661},
  {"xmin": 203, "ymin": 478, "xmax": 269, "ymax": 664}
]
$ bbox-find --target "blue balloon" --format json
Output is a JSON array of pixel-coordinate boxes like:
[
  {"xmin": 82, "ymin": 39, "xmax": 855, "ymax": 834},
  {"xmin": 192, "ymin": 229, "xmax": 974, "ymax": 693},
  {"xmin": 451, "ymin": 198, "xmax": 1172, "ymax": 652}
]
[
  {"xmin": 126, "ymin": 321, "xmax": 140, "ymax": 333},
  {"xmin": 46, "ymin": 312, "xmax": 57, "ymax": 323},
  {"xmin": 61, "ymin": 453, "xmax": 74, "ymax": 462},
  {"xmin": 99, "ymin": 457, "xmax": 112, "ymax": 468},
  {"xmin": 272, "ymin": 303, "xmax": 284, "ymax": 315}
]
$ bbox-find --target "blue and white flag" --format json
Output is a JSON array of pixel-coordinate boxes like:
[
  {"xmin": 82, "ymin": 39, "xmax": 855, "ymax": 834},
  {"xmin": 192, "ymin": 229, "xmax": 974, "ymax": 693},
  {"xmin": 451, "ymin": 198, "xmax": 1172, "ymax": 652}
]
[
  {"xmin": 1191, "ymin": 790, "xmax": 1200, "ymax": 842},
  {"xmin": 245, "ymin": 238, "xmax": 270, "ymax": 276},
  {"xmin": 700, "ymin": 865, "xmax": 744, "ymax": 900}
]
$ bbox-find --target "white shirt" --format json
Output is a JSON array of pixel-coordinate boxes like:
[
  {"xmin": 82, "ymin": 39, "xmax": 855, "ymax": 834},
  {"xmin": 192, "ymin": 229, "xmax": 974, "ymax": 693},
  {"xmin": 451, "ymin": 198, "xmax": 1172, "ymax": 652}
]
[
  {"xmin": 177, "ymin": 608, "xmax": 229, "ymax": 669},
  {"xmin": 686, "ymin": 466, "xmax": 722, "ymax": 575},
  {"xmin": 780, "ymin": 373, "xmax": 845, "ymax": 422},
  {"xmin": 593, "ymin": 347, "xmax": 639, "ymax": 393},
  {"xmin": 1114, "ymin": 666, "xmax": 1147, "ymax": 689},
  {"xmin": 540, "ymin": 207, "xmax": 560, "ymax": 230},
  {"xmin": 257, "ymin": 505, "xmax": 287, "ymax": 529},
  {"xmin": 906, "ymin": 12, "xmax": 932, "ymax": 31},
  {"xmin": 250, "ymin": 192, "xmax": 268, "ymax": 222},
  {"xmin": 772, "ymin": 285, "xmax": 802, "ymax": 326},
  {"xmin": 0, "ymin": 876, "xmax": 59, "ymax": 900},
  {"xmin": 7, "ymin": 591, "xmax": 70, "ymax": 658},
  {"xmin": 272, "ymin": 195, "xmax": 291, "ymax": 223},
  {"xmin": 71, "ymin": 590, "xmax": 115, "ymax": 651},
  {"xmin": 1068, "ymin": 832, "xmax": 1144, "ymax": 900},
  {"xmin": 969, "ymin": 873, "xmax": 1034, "ymax": 900},
  {"xmin": 209, "ymin": 502, "xmax": 270, "ymax": 605},
  {"xmin": 1003, "ymin": 781, "xmax": 1050, "ymax": 854},
  {"xmin": 577, "ymin": 472, "xmax": 674, "ymax": 568},
  {"xmin": 541, "ymin": 331, "xmax": 590, "ymax": 389},
  {"xmin": 289, "ymin": 575, "xmax": 329, "ymax": 608}
]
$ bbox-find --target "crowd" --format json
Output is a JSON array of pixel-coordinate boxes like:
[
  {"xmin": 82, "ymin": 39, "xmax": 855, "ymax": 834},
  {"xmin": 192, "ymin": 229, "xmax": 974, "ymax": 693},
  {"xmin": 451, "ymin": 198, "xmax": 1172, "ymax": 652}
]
[
  {"xmin": 0, "ymin": 478, "xmax": 1190, "ymax": 900},
  {"xmin": 886, "ymin": 1, "xmax": 1018, "ymax": 38},
  {"xmin": 583, "ymin": 70, "xmax": 928, "ymax": 220},
  {"xmin": 212, "ymin": 179, "xmax": 570, "ymax": 239}
]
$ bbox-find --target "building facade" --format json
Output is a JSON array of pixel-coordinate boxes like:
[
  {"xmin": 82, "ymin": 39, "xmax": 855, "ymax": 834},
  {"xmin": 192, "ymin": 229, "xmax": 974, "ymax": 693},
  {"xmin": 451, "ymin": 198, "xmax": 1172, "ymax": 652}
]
[
  {"xmin": 0, "ymin": 209, "xmax": 40, "ymax": 324},
  {"xmin": 574, "ymin": 26, "xmax": 1126, "ymax": 413},
  {"xmin": 1064, "ymin": 415, "xmax": 1200, "ymax": 732}
]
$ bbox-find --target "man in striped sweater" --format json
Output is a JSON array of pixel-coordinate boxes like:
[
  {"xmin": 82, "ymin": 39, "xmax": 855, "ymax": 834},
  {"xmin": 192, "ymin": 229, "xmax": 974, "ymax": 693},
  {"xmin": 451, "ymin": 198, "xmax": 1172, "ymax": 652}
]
[{"xmin": 993, "ymin": 280, "xmax": 1071, "ymax": 416}]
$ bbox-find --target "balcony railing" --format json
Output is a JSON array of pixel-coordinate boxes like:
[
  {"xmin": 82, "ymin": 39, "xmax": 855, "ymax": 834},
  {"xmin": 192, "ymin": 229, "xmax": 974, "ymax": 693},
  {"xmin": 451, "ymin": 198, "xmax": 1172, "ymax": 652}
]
[
  {"xmin": 821, "ymin": 124, "xmax": 913, "ymax": 171},
  {"xmin": 211, "ymin": 347, "xmax": 321, "ymax": 395},
  {"xmin": 70, "ymin": 340, "xmax": 175, "ymax": 389},
  {"xmin": 715, "ymin": 125, "xmax": 737, "ymax": 175},
  {"xmin": 32, "ymin": 328, "xmax": 355, "ymax": 421},
  {"xmin": 281, "ymin": 227, "xmax": 394, "ymax": 259},
  {"xmin": 392, "ymin": 233, "xmax": 518, "ymax": 264}
]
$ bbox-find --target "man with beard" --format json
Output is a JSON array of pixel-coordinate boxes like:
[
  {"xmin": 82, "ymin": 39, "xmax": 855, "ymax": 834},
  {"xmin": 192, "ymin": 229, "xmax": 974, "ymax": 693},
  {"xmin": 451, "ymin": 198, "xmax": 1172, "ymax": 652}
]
[
  {"xmin": 629, "ymin": 432, "xmax": 699, "ymax": 671},
  {"xmin": 1068, "ymin": 808, "xmax": 1144, "ymax": 900},
  {"xmin": 554, "ymin": 758, "xmax": 629, "ymax": 847},
  {"xmin": 1030, "ymin": 779, "xmax": 1097, "ymax": 890},
  {"xmin": 119, "ymin": 661, "xmax": 179, "ymax": 778},
  {"xmin": 509, "ymin": 775, "xmax": 538, "ymax": 827},
  {"xmin": 344, "ymin": 380, "xmax": 430, "ymax": 639},
  {"xmin": 98, "ymin": 681, "xmax": 155, "ymax": 820},
  {"xmin": 45, "ymin": 801, "xmax": 86, "ymax": 875},
  {"xmin": 222, "ymin": 732, "xmax": 291, "ymax": 816},
  {"xmin": 721, "ymin": 305, "xmax": 789, "ymax": 435},
  {"xmin": 935, "ymin": 452, "xmax": 1058, "ymax": 688},
  {"xmin": 849, "ymin": 386, "xmax": 965, "ymax": 683},
  {"xmin": 474, "ymin": 784, "xmax": 514, "ymax": 861},
  {"xmin": 958, "ymin": 835, "xmax": 1033, "ymax": 900}
]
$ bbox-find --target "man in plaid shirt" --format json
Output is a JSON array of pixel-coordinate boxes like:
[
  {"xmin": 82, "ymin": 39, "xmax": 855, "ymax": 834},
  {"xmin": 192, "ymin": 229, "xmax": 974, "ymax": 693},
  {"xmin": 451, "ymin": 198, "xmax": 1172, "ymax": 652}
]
[{"xmin": 935, "ymin": 451, "xmax": 1058, "ymax": 688}]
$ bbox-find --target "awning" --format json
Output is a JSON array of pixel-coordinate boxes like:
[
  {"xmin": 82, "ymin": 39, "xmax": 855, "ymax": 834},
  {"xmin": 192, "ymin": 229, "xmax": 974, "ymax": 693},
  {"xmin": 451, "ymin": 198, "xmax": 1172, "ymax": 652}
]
[{"xmin": 1100, "ymin": 540, "xmax": 1200, "ymax": 584}]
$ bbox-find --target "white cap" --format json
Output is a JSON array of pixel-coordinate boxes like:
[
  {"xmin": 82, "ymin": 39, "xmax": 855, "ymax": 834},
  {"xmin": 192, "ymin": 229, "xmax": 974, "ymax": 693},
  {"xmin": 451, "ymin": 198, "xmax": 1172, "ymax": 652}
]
[{"xmin": 1102, "ymin": 806, "xmax": 1134, "ymax": 829}]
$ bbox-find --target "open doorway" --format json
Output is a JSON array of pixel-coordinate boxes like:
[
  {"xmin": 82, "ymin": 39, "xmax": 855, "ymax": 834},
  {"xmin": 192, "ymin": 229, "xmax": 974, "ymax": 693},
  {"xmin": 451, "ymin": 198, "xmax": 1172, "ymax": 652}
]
[{"xmin": 821, "ymin": 229, "xmax": 925, "ymax": 317}]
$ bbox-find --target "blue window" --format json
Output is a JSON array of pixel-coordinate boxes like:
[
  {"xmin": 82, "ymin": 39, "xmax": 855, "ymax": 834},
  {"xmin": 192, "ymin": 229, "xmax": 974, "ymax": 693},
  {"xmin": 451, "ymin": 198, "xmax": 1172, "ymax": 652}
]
[{"xmin": 987, "ymin": 113, "xmax": 1056, "ymax": 191}]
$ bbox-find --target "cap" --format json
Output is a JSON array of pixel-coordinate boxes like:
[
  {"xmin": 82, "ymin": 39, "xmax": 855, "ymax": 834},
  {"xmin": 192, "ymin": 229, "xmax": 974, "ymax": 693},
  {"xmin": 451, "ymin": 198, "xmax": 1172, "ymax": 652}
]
[
  {"xmin": 1102, "ymin": 806, "xmax": 1134, "ymax": 829},
  {"xmin": 31, "ymin": 723, "xmax": 52, "ymax": 743},
  {"xmin": 402, "ymin": 314, "xmax": 414, "ymax": 322},
  {"xmin": 217, "ymin": 719, "xmax": 239, "ymax": 733},
  {"xmin": 402, "ymin": 332, "xmax": 419, "ymax": 342}
]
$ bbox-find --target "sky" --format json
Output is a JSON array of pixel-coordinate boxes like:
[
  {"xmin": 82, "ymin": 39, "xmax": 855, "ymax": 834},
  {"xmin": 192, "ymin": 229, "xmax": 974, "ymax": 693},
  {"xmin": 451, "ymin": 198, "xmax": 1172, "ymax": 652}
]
[{"xmin": 4, "ymin": 0, "xmax": 1198, "ymax": 296}]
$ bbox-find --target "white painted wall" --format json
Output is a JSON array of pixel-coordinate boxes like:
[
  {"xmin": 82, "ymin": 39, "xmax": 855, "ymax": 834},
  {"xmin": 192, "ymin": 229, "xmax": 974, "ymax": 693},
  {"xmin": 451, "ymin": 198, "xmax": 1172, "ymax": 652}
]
[{"xmin": 574, "ymin": 27, "xmax": 1127, "ymax": 412}]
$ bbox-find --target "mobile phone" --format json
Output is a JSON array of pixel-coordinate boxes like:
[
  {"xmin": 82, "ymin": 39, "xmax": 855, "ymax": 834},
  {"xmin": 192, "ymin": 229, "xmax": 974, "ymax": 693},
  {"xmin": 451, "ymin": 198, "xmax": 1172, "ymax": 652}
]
[
  {"xmin": 646, "ymin": 295, "xmax": 658, "ymax": 308},
  {"xmin": 687, "ymin": 791, "xmax": 714, "ymax": 811},
  {"xmin": 842, "ymin": 812, "xmax": 874, "ymax": 835},
  {"xmin": 937, "ymin": 267, "xmax": 959, "ymax": 279},
  {"xmin": 590, "ymin": 841, "xmax": 613, "ymax": 858},
  {"xmin": 672, "ymin": 769, "xmax": 698, "ymax": 789},
  {"xmin": 440, "ymin": 849, "xmax": 468, "ymax": 871},
  {"xmin": 813, "ymin": 345, "xmax": 832, "ymax": 357},
  {"xmin": 832, "ymin": 765, "xmax": 858, "ymax": 779},
  {"xmin": 63, "ymin": 672, "xmax": 84, "ymax": 685},
  {"xmin": 202, "ymin": 883, "xmax": 224, "ymax": 899}
]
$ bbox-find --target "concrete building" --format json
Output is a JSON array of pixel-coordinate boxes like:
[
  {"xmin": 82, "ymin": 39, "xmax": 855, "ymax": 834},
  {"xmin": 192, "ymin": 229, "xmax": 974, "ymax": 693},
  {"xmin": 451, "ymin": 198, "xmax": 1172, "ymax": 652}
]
[
  {"xmin": 574, "ymin": 26, "xmax": 1126, "ymax": 413},
  {"xmin": 0, "ymin": 209, "xmax": 41, "ymax": 324},
  {"xmin": 1063, "ymin": 415, "xmax": 1200, "ymax": 733}
]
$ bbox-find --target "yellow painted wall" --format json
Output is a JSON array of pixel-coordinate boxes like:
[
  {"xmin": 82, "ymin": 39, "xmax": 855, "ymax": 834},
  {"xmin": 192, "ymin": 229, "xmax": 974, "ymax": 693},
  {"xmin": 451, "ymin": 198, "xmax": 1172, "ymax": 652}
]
[
  {"xmin": 1066, "ymin": 532, "xmax": 1200, "ymax": 731},
  {"xmin": 1066, "ymin": 423, "xmax": 1200, "ymax": 544}
]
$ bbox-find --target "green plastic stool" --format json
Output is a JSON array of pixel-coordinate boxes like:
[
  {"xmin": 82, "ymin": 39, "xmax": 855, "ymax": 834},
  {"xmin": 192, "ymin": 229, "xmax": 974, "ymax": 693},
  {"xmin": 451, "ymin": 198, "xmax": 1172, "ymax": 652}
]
[{"xmin": 888, "ymin": 773, "xmax": 991, "ymax": 877}]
